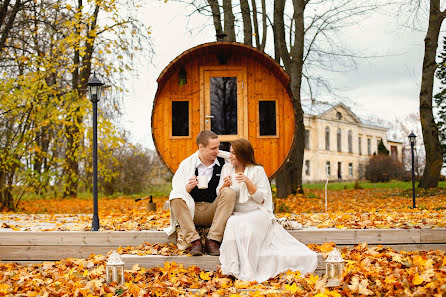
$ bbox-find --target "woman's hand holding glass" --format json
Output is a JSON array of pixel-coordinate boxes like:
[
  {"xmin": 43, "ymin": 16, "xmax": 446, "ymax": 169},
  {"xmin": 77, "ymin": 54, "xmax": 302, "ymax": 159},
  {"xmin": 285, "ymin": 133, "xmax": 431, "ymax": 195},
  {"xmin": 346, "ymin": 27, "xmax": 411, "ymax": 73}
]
[
  {"xmin": 221, "ymin": 175, "xmax": 232, "ymax": 189},
  {"xmin": 233, "ymin": 173, "xmax": 257, "ymax": 195}
]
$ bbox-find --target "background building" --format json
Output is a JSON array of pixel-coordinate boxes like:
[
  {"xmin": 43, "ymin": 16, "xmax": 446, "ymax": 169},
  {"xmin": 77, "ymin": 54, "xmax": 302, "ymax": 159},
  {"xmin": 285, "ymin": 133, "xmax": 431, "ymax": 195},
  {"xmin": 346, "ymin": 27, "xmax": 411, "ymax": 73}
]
[{"xmin": 302, "ymin": 102, "xmax": 403, "ymax": 183}]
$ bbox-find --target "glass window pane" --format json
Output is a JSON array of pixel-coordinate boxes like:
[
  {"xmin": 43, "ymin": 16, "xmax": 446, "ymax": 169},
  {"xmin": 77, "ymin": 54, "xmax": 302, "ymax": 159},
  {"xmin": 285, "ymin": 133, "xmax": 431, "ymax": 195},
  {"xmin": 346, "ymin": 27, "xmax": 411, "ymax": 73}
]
[
  {"xmin": 259, "ymin": 100, "xmax": 276, "ymax": 136},
  {"xmin": 219, "ymin": 142, "xmax": 230, "ymax": 152},
  {"xmin": 210, "ymin": 77, "xmax": 237, "ymax": 135},
  {"xmin": 325, "ymin": 127, "xmax": 330, "ymax": 150},
  {"xmin": 172, "ymin": 101, "xmax": 189, "ymax": 136},
  {"xmin": 305, "ymin": 130, "xmax": 310, "ymax": 149},
  {"xmin": 337, "ymin": 129, "xmax": 341, "ymax": 152}
]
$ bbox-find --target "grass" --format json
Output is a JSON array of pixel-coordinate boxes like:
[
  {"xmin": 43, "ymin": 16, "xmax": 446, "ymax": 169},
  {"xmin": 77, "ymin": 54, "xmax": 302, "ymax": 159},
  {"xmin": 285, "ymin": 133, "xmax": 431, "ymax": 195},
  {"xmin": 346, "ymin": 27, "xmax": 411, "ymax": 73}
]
[
  {"xmin": 303, "ymin": 180, "xmax": 446, "ymax": 190},
  {"xmin": 12, "ymin": 180, "xmax": 446, "ymax": 203},
  {"xmin": 13, "ymin": 183, "xmax": 173, "ymax": 202}
]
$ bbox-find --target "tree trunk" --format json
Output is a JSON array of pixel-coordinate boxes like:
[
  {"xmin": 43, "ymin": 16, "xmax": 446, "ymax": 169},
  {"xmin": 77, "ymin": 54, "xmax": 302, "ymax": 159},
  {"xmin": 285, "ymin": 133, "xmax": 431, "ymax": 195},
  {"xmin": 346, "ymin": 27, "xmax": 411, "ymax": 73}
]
[
  {"xmin": 0, "ymin": 0, "xmax": 22, "ymax": 53},
  {"xmin": 0, "ymin": 0, "xmax": 11, "ymax": 27},
  {"xmin": 240, "ymin": 0, "xmax": 252, "ymax": 46},
  {"xmin": 64, "ymin": 2, "xmax": 100, "ymax": 197},
  {"xmin": 260, "ymin": 0, "xmax": 266, "ymax": 51},
  {"xmin": 251, "ymin": 0, "xmax": 260, "ymax": 48},
  {"xmin": 64, "ymin": 0, "xmax": 82, "ymax": 197},
  {"xmin": 223, "ymin": 0, "xmax": 236, "ymax": 41},
  {"xmin": 419, "ymin": 0, "xmax": 444, "ymax": 189},
  {"xmin": 275, "ymin": 0, "xmax": 306, "ymax": 197},
  {"xmin": 207, "ymin": 0, "xmax": 223, "ymax": 36}
]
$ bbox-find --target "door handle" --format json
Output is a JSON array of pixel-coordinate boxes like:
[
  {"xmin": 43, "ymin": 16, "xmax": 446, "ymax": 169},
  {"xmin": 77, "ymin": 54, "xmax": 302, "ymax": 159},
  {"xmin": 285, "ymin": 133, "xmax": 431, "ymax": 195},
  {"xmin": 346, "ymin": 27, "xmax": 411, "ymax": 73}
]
[{"xmin": 205, "ymin": 115, "xmax": 214, "ymax": 119}]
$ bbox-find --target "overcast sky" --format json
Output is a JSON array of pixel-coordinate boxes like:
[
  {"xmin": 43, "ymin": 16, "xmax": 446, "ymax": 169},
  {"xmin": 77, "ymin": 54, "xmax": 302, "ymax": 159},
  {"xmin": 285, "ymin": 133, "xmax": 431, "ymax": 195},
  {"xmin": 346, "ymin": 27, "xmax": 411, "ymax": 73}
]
[{"xmin": 121, "ymin": 1, "xmax": 441, "ymax": 150}]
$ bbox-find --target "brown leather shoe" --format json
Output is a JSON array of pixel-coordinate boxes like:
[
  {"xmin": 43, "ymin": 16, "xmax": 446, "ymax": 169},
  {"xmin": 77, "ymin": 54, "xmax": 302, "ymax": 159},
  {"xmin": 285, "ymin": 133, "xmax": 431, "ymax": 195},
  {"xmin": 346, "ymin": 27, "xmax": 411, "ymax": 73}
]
[
  {"xmin": 205, "ymin": 238, "xmax": 221, "ymax": 256},
  {"xmin": 190, "ymin": 239, "xmax": 203, "ymax": 256}
]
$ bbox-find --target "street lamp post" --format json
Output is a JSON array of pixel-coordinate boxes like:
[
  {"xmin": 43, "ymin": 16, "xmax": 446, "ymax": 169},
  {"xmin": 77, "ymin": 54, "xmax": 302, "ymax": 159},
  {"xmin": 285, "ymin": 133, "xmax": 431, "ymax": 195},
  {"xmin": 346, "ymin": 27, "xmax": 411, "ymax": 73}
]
[
  {"xmin": 408, "ymin": 132, "xmax": 417, "ymax": 209},
  {"xmin": 87, "ymin": 72, "xmax": 104, "ymax": 231}
]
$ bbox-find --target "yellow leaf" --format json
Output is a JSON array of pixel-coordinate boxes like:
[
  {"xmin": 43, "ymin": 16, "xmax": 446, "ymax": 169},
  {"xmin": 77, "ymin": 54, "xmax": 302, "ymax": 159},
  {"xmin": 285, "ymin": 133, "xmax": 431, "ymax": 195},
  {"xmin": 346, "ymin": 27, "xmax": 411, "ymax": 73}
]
[
  {"xmin": 284, "ymin": 282, "xmax": 298, "ymax": 293},
  {"xmin": 348, "ymin": 276, "xmax": 373, "ymax": 295},
  {"xmin": 200, "ymin": 271, "xmax": 211, "ymax": 281},
  {"xmin": 306, "ymin": 274, "xmax": 319, "ymax": 285},
  {"xmin": 0, "ymin": 284, "xmax": 10, "ymax": 294},
  {"xmin": 324, "ymin": 288, "xmax": 342, "ymax": 297},
  {"xmin": 412, "ymin": 273, "xmax": 424, "ymax": 285},
  {"xmin": 234, "ymin": 280, "xmax": 250, "ymax": 289}
]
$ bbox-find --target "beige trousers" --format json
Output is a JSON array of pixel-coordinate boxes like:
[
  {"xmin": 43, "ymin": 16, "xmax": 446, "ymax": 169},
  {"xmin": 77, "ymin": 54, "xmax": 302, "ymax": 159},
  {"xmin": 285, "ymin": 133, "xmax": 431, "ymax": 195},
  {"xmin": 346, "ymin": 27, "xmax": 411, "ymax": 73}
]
[{"xmin": 170, "ymin": 187, "xmax": 236, "ymax": 243}]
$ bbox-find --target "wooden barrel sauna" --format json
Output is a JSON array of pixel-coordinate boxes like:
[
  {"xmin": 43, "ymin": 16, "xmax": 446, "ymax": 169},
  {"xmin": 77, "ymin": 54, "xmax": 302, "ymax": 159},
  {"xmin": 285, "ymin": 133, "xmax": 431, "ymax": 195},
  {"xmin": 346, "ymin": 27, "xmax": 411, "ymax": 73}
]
[{"xmin": 151, "ymin": 41, "xmax": 295, "ymax": 178}]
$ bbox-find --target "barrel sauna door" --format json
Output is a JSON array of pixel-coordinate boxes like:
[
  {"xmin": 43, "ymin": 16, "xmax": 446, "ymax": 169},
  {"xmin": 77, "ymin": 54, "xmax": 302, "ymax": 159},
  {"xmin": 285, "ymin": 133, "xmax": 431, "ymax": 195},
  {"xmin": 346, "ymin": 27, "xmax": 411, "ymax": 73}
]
[{"xmin": 201, "ymin": 67, "xmax": 248, "ymax": 145}]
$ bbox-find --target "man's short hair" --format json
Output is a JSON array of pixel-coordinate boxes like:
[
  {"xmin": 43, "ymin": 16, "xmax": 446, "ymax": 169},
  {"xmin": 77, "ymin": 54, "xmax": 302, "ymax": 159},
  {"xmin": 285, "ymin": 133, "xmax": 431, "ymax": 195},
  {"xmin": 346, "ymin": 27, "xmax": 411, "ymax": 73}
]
[{"xmin": 196, "ymin": 130, "xmax": 218, "ymax": 147}]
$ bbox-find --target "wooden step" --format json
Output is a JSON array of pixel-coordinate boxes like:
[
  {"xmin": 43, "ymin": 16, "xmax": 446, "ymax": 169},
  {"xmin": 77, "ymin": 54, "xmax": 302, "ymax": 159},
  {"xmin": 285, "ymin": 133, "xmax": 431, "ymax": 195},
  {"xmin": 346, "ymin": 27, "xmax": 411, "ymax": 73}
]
[
  {"xmin": 121, "ymin": 253, "xmax": 326, "ymax": 272},
  {"xmin": 0, "ymin": 228, "xmax": 445, "ymax": 261}
]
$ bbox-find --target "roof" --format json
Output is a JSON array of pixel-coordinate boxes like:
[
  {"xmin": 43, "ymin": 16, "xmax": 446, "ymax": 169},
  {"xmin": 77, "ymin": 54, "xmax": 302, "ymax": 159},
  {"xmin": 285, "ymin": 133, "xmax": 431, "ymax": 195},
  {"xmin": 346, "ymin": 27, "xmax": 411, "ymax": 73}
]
[
  {"xmin": 302, "ymin": 100, "xmax": 387, "ymax": 130},
  {"xmin": 155, "ymin": 41, "xmax": 291, "ymax": 99},
  {"xmin": 387, "ymin": 139, "xmax": 403, "ymax": 144}
]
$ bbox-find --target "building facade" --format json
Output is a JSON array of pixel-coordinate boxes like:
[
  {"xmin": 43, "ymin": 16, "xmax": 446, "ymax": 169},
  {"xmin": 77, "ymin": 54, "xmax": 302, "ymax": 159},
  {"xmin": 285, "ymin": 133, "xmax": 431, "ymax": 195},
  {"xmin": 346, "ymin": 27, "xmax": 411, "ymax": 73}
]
[{"xmin": 302, "ymin": 103, "xmax": 403, "ymax": 183}]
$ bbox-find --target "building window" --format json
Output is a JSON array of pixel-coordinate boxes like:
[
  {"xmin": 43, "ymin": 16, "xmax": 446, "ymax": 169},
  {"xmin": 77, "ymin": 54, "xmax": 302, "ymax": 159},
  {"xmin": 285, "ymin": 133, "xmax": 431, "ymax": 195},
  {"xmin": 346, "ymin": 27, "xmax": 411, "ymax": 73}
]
[
  {"xmin": 325, "ymin": 127, "xmax": 330, "ymax": 151},
  {"xmin": 305, "ymin": 130, "xmax": 310, "ymax": 150},
  {"xmin": 348, "ymin": 130, "xmax": 352, "ymax": 153},
  {"xmin": 358, "ymin": 137, "xmax": 362, "ymax": 155},
  {"xmin": 337, "ymin": 162, "xmax": 342, "ymax": 179},
  {"xmin": 171, "ymin": 101, "xmax": 189, "ymax": 136},
  {"xmin": 336, "ymin": 111, "xmax": 342, "ymax": 120},
  {"xmin": 259, "ymin": 100, "xmax": 277, "ymax": 136},
  {"xmin": 337, "ymin": 128, "xmax": 342, "ymax": 152},
  {"xmin": 367, "ymin": 138, "xmax": 371, "ymax": 155},
  {"xmin": 348, "ymin": 163, "xmax": 353, "ymax": 177},
  {"xmin": 391, "ymin": 145, "xmax": 398, "ymax": 160},
  {"xmin": 305, "ymin": 160, "xmax": 310, "ymax": 176},
  {"xmin": 326, "ymin": 161, "xmax": 331, "ymax": 176}
]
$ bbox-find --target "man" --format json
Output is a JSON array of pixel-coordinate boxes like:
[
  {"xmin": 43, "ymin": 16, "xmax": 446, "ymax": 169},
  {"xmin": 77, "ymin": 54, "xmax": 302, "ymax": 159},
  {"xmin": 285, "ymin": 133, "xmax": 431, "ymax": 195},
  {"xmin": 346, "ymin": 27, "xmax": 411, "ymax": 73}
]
[{"xmin": 164, "ymin": 130, "xmax": 236, "ymax": 256}]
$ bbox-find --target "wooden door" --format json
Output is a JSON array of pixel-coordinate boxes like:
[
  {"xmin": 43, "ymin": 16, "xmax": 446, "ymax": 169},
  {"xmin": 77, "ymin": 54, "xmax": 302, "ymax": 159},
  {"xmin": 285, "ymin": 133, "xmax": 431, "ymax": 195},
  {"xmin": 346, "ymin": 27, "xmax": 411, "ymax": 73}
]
[{"xmin": 201, "ymin": 67, "xmax": 248, "ymax": 143}]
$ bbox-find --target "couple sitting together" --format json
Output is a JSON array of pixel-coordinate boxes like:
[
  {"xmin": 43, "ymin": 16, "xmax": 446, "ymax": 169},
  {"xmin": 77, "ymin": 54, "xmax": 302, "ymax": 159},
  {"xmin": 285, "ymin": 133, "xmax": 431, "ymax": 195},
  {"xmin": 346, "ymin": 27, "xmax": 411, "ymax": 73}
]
[{"xmin": 164, "ymin": 130, "xmax": 317, "ymax": 282}]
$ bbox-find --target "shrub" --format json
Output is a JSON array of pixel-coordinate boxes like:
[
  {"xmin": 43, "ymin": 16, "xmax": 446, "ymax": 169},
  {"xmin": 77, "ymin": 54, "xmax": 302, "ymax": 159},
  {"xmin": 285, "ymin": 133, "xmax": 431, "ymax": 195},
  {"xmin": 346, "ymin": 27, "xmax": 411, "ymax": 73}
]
[
  {"xmin": 365, "ymin": 155, "xmax": 404, "ymax": 182},
  {"xmin": 377, "ymin": 139, "xmax": 389, "ymax": 155},
  {"xmin": 100, "ymin": 145, "xmax": 171, "ymax": 195}
]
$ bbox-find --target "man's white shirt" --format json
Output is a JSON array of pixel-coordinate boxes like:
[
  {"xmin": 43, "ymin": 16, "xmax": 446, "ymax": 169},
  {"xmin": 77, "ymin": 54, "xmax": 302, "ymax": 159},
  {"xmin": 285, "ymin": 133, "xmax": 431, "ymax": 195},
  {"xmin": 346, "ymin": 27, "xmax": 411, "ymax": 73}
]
[{"xmin": 196, "ymin": 154, "xmax": 221, "ymax": 182}]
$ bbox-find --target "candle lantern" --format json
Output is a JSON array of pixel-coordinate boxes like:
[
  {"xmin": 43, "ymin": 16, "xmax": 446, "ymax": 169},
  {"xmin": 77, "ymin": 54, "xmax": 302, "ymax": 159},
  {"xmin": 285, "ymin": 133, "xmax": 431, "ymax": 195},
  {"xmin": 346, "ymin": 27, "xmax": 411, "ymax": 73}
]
[
  {"xmin": 325, "ymin": 248, "xmax": 344, "ymax": 287},
  {"xmin": 106, "ymin": 251, "xmax": 125, "ymax": 284}
]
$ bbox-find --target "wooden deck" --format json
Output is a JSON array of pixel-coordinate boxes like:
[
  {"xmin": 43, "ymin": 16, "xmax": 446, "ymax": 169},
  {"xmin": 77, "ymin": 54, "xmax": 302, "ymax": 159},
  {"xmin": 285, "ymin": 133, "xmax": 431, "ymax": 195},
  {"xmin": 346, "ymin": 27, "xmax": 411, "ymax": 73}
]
[{"xmin": 1, "ymin": 228, "xmax": 445, "ymax": 263}]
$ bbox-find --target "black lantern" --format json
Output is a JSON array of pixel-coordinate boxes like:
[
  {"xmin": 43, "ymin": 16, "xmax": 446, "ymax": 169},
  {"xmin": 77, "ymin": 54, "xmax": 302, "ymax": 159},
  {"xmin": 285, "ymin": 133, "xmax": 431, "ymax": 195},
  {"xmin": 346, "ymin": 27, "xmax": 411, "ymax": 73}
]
[
  {"xmin": 88, "ymin": 72, "xmax": 104, "ymax": 103},
  {"xmin": 408, "ymin": 132, "xmax": 416, "ymax": 146},
  {"xmin": 408, "ymin": 132, "xmax": 417, "ymax": 208},
  {"xmin": 87, "ymin": 72, "xmax": 104, "ymax": 231}
]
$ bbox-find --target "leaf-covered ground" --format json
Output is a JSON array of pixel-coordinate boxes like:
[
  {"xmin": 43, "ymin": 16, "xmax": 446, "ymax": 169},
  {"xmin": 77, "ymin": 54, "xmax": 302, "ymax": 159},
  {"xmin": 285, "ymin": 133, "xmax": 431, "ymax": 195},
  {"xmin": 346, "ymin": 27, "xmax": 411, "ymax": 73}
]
[
  {"xmin": 1, "ymin": 189, "xmax": 446, "ymax": 295},
  {"xmin": 1, "ymin": 189, "xmax": 446, "ymax": 230},
  {"xmin": 1, "ymin": 243, "xmax": 445, "ymax": 296}
]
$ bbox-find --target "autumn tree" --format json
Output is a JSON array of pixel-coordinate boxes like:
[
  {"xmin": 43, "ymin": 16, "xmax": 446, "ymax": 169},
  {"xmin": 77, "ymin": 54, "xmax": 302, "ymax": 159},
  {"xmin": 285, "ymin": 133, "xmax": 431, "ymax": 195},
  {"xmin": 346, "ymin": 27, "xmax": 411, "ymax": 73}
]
[
  {"xmin": 434, "ymin": 36, "xmax": 446, "ymax": 171},
  {"xmin": 186, "ymin": 0, "xmax": 379, "ymax": 197},
  {"xmin": 0, "ymin": 0, "xmax": 151, "ymax": 210},
  {"xmin": 0, "ymin": 0, "xmax": 33, "ymax": 54}
]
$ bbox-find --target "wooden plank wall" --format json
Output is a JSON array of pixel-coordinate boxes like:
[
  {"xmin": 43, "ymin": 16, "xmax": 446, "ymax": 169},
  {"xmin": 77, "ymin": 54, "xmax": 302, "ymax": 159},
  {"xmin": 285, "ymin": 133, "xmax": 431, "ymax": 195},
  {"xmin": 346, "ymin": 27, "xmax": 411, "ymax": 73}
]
[{"xmin": 152, "ymin": 50, "xmax": 294, "ymax": 178}]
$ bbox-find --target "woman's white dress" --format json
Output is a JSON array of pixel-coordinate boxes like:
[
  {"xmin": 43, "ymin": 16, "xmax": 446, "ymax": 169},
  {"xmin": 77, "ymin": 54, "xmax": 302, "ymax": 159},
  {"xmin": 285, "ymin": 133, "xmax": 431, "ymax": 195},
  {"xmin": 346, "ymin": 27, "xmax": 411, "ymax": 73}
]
[{"xmin": 218, "ymin": 164, "xmax": 318, "ymax": 283}]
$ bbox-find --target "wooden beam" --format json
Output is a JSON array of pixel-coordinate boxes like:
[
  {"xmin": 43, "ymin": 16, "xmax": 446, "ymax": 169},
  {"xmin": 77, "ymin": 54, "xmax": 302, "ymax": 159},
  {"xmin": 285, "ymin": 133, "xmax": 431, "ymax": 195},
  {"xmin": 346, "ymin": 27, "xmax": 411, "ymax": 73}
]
[
  {"xmin": 121, "ymin": 254, "xmax": 326, "ymax": 271},
  {"xmin": 1, "ymin": 229, "xmax": 444, "ymax": 246}
]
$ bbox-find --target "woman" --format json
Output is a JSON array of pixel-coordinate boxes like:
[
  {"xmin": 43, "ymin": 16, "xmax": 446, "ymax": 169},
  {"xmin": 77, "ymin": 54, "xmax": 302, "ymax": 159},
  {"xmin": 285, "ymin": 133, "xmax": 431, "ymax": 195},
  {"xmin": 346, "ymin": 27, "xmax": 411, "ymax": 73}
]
[{"xmin": 217, "ymin": 138, "xmax": 317, "ymax": 283}]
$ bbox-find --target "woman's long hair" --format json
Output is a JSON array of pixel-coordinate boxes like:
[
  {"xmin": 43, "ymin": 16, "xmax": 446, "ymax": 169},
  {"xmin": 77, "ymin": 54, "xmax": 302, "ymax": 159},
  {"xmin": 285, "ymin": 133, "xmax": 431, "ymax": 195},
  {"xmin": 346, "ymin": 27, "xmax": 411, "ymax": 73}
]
[{"xmin": 230, "ymin": 138, "xmax": 260, "ymax": 167}]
